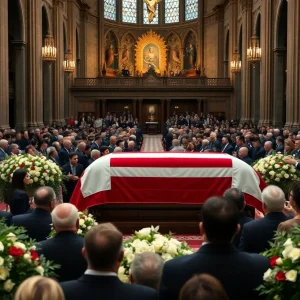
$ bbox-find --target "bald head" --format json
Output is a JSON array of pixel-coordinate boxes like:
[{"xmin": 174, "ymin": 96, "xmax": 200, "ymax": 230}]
[
  {"xmin": 128, "ymin": 141, "xmax": 135, "ymax": 149},
  {"xmin": 51, "ymin": 203, "xmax": 78, "ymax": 233},
  {"xmin": 238, "ymin": 147, "xmax": 249, "ymax": 158},
  {"xmin": 0, "ymin": 139, "xmax": 8, "ymax": 150}
]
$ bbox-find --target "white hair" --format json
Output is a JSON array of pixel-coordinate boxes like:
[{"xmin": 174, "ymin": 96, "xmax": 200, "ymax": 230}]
[
  {"xmin": 91, "ymin": 149, "xmax": 101, "ymax": 159},
  {"xmin": 114, "ymin": 147, "xmax": 123, "ymax": 153},
  {"xmin": 202, "ymin": 139, "xmax": 209, "ymax": 145},
  {"xmin": 130, "ymin": 252, "xmax": 164, "ymax": 290},
  {"xmin": 0, "ymin": 139, "xmax": 8, "ymax": 148},
  {"xmin": 47, "ymin": 146, "xmax": 56, "ymax": 155},
  {"xmin": 262, "ymin": 185, "xmax": 285, "ymax": 212},
  {"xmin": 51, "ymin": 203, "xmax": 78, "ymax": 231}
]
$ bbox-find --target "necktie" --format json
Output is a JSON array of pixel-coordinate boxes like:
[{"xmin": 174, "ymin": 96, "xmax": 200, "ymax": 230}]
[{"xmin": 72, "ymin": 165, "xmax": 76, "ymax": 175}]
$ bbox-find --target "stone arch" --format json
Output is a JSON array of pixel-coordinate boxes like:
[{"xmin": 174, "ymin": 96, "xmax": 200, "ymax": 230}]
[{"xmin": 224, "ymin": 30, "xmax": 230, "ymax": 77}]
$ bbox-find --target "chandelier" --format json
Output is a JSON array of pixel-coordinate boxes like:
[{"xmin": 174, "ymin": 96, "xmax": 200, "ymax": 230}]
[
  {"xmin": 63, "ymin": 48, "xmax": 75, "ymax": 73},
  {"xmin": 247, "ymin": 36, "xmax": 261, "ymax": 63},
  {"xmin": 230, "ymin": 48, "xmax": 241, "ymax": 73},
  {"xmin": 42, "ymin": 32, "xmax": 56, "ymax": 63}
]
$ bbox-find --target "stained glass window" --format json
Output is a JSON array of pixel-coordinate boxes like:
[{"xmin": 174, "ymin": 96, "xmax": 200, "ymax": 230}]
[
  {"xmin": 185, "ymin": 0, "xmax": 198, "ymax": 21},
  {"xmin": 122, "ymin": 0, "xmax": 137, "ymax": 23},
  {"xmin": 143, "ymin": 2, "xmax": 159, "ymax": 24},
  {"xmin": 104, "ymin": 0, "xmax": 117, "ymax": 21},
  {"xmin": 165, "ymin": 0, "xmax": 179, "ymax": 23}
]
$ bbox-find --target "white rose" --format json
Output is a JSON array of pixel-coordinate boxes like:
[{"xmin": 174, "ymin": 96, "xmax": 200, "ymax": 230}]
[
  {"xmin": 152, "ymin": 239, "xmax": 165, "ymax": 252},
  {"xmin": 263, "ymin": 268, "xmax": 273, "ymax": 282},
  {"xmin": 270, "ymin": 160, "xmax": 275, "ymax": 165},
  {"xmin": 170, "ymin": 238, "xmax": 181, "ymax": 247},
  {"xmin": 118, "ymin": 272, "xmax": 130, "ymax": 283},
  {"xmin": 0, "ymin": 241, "xmax": 4, "ymax": 252},
  {"xmin": 79, "ymin": 219, "xmax": 85, "ymax": 226},
  {"xmin": 82, "ymin": 224, "xmax": 86, "ymax": 229},
  {"xmin": 182, "ymin": 249, "xmax": 194, "ymax": 255},
  {"xmin": 275, "ymin": 178, "xmax": 280, "ymax": 182},
  {"xmin": 40, "ymin": 180, "xmax": 45, "ymax": 185},
  {"xmin": 43, "ymin": 173, "xmax": 48, "ymax": 177},
  {"xmin": 264, "ymin": 164, "xmax": 269, "ymax": 168},
  {"xmin": 14, "ymin": 242, "xmax": 26, "ymax": 251},
  {"xmin": 283, "ymin": 165, "xmax": 289, "ymax": 170},
  {"xmin": 0, "ymin": 257, "xmax": 4, "ymax": 266},
  {"xmin": 274, "ymin": 296, "xmax": 281, "ymax": 300},
  {"xmin": 161, "ymin": 253, "xmax": 173, "ymax": 262},
  {"xmin": 35, "ymin": 266, "xmax": 44, "ymax": 276},
  {"xmin": 137, "ymin": 227, "xmax": 151, "ymax": 237},
  {"xmin": 7, "ymin": 233, "xmax": 16, "ymax": 242},
  {"xmin": 290, "ymin": 168, "xmax": 296, "ymax": 173},
  {"xmin": 282, "ymin": 245, "xmax": 294, "ymax": 258},
  {"xmin": 34, "ymin": 177, "xmax": 38, "ymax": 182},
  {"xmin": 269, "ymin": 171, "xmax": 275, "ymax": 176},
  {"xmin": 126, "ymin": 253, "xmax": 135, "ymax": 264},
  {"xmin": 35, "ymin": 172, "xmax": 40, "ymax": 177},
  {"xmin": 166, "ymin": 242, "xmax": 178, "ymax": 256},
  {"xmin": 284, "ymin": 174, "xmax": 289, "ymax": 179},
  {"xmin": 285, "ymin": 270, "xmax": 297, "ymax": 282},
  {"xmin": 44, "ymin": 165, "xmax": 48, "ymax": 169},
  {"xmin": 131, "ymin": 239, "xmax": 141, "ymax": 247},
  {"xmin": 50, "ymin": 177, "xmax": 54, "ymax": 182},
  {"xmin": 276, "ymin": 174, "xmax": 283, "ymax": 178},
  {"xmin": 87, "ymin": 226, "xmax": 91, "ymax": 230},
  {"xmin": 29, "ymin": 179, "xmax": 33, "ymax": 184},
  {"xmin": 23, "ymin": 253, "xmax": 31, "ymax": 261},
  {"xmin": 118, "ymin": 266, "xmax": 125, "ymax": 275},
  {"xmin": 77, "ymin": 229, "xmax": 82, "ymax": 235},
  {"xmin": 274, "ymin": 164, "xmax": 280, "ymax": 169},
  {"xmin": 45, "ymin": 176, "xmax": 50, "ymax": 181},
  {"xmin": 284, "ymin": 238, "xmax": 293, "ymax": 247},
  {"xmin": 0, "ymin": 266, "xmax": 9, "ymax": 280},
  {"xmin": 276, "ymin": 257, "xmax": 283, "ymax": 265},
  {"xmin": 288, "ymin": 247, "xmax": 300, "ymax": 262},
  {"xmin": 3, "ymin": 279, "xmax": 15, "ymax": 292}
]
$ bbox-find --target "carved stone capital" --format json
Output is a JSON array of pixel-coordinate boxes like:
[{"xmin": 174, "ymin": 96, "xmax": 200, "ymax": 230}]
[{"xmin": 239, "ymin": 0, "xmax": 252, "ymax": 12}]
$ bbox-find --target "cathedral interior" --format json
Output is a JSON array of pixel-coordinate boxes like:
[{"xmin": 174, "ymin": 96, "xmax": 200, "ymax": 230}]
[{"xmin": 1, "ymin": 0, "xmax": 299, "ymax": 130}]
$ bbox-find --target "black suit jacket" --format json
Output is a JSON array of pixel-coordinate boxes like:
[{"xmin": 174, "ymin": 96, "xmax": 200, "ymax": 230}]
[
  {"xmin": 59, "ymin": 148, "xmax": 70, "ymax": 166},
  {"xmin": 61, "ymin": 274, "xmax": 158, "ymax": 300},
  {"xmin": 233, "ymin": 214, "xmax": 253, "ymax": 248},
  {"xmin": 49, "ymin": 156, "xmax": 60, "ymax": 166},
  {"xmin": 0, "ymin": 211, "xmax": 12, "ymax": 226},
  {"xmin": 239, "ymin": 212, "xmax": 290, "ymax": 253},
  {"xmin": 10, "ymin": 189, "xmax": 30, "ymax": 216},
  {"xmin": 241, "ymin": 156, "xmax": 253, "ymax": 166},
  {"xmin": 221, "ymin": 144, "xmax": 233, "ymax": 155},
  {"xmin": 12, "ymin": 208, "xmax": 52, "ymax": 242},
  {"xmin": 159, "ymin": 244, "xmax": 270, "ymax": 300},
  {"xmin": 38, "ymin": 231, "xmax": 87, "ymax": 282},
  {"xmin": 62, "ymin": 163, "xmax": 84, "ymax": 202},
  {"xmin": 252, "ymin": 147, "xmax": 266, "ymax": 161},
  {"xmin": 75, "ymin": 151, "xmax": 89, "ymax": 169}
]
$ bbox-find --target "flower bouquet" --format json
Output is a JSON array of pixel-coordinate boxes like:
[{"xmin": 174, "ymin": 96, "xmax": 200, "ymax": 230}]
[
  {"xmin": 49, "ymin": 211, "xmax": 98, "ymax": 238},
  {"xmin": 0, "ymin": 154, "xmax": 65, "ymax": 200},
  {"xmin": 253, "ymin": 154, "xmax": 299, "ymax": 193},
  {"xmin": 257, "ymin": 225, "xmax": 300, "ymax": 299},
  {"xmin": 0, "ymin": 221, "xmax": 59, "ymax": 299},
  {"xmin": 118, "ymin": 226, "xmax": 193, "ymax": 283}
]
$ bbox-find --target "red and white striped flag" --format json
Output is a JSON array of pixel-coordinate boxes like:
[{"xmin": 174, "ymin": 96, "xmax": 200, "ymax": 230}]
[{"xmin": 70, "ymin": 153, "xmax": 266, "ymax": 212}]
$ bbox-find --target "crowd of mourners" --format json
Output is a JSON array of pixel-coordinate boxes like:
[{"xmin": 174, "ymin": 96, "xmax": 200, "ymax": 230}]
[
  {"xmin": 162, "ymin": 112, "xmax": 300, "ymax": 166},
  {"xmin": 1, "ymin": 111, "xmax": 300, "ymax": 299}
]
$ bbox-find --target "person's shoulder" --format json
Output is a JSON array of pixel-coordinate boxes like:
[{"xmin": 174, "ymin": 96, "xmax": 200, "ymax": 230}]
[
  {"xmin": 164, "ymin": 252, "xmax": 198, "ymax": 270},
  {"xmin": 121, "ymin": 283, "xmax": 158, "ymax": 299}
]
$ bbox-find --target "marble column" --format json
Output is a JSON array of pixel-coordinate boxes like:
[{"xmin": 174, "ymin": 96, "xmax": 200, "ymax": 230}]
[
  {"xmin": 53, "ymin": 0, "xmax": 65, "ymax": 124},
  {"xmin": 0, "ymin": 0, "xmax": 10, "ymax": 128},
  {"xmin": 285, "ymin": 0, "xmax": 300, "ymax": 128},
  {"xmin": 27, "ymin": 0, "xmax": 43, "ymax": 127},
  {"xmin": 273, "ymin": 49, "xmax": 286, "ymax": 127},
  {"xmin": 43, "ymin": 63, "xmax": 53, "ymax": 126},
  {"xmin": 240, "ymin": 0, "xmax": 252, "ymax": 123},
  {"xmin": 259, "ymin": 0, "xmax": 272, "ymax": 126},
  {"xmin": 13, "ymin": 42, "xmax": 27, "ymax": 130}
]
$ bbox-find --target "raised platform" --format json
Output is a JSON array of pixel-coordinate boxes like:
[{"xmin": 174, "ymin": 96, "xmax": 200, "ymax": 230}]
[{"xmin": 88, "ymin": 204, "xmax": 255, "ymax": 235}]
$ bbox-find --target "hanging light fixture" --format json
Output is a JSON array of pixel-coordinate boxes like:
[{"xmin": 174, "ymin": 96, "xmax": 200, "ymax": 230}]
[
  {"xmin": 42, "ymin": 31, "xmax": 57, "ymax": 63},
  {"xmin": 231, "ymin": 48, "xmax": 242, "ymax": 73},
  {"xmin": 63, "ymin": 48, "xmax": 75, "ymax": 73},
  {"xmin": 247, "ymin": 36, "xmax": 261, "ymax": 63}
]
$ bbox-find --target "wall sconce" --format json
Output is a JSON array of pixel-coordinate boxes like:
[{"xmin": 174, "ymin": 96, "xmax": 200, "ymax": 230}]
[
  {"xmin": 124, "ymin": 106, "xmax": 129, "ymax": 109},
  {"xmin": 175, "ymin": 106, "xmax": 179, "ymax": 109}
]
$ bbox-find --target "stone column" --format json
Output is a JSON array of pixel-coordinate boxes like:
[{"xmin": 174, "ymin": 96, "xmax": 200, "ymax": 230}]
[
  {"xmin": 43, "ymin": 63, "xmax": 53, "ymax": 126},
  {"xmin": 27, "ymin": 0, "xmax": 43, "ymax": 127},
  {"xmin": 13, "ymin": 42, "xmax": 27, "ymax": 130},
  {"xmin": 204, "ymin": 100, "xmax": 208, "ymax": 114},
  {"xmin": 166, "ymin": 99, "xmax": 171, "ymax": 119},
  {"xmin": 197, "ymin": 99, "xmax": 201, "ymax": 116},
  {"xmin": 53, "ymin": 0, "xmax": 65, "ymax": 124},
  {"xmin": 250, "ymin": 63, "xmax": 260, "ymax": 124},
  {"xmin": 285, "ymin": 0, "xmax": 300, "ymax": 128},
  {"xmin": 101, "ymin": 99, "xmax": 106, "ymax": 118},
  {"xmin": 138, "ymin": 99, "xmax": 143, "ymax": 124},
  {"xmin": 259, "ymin": 0, "xmax": 272, "ymax": 126},
  {"xmin": 160, "ymin": 99, "xmax": 165, "ymax": 132},
  {"xmin": 0, "ymin": 0, "xmax": 9, "ymax": 128},
  {"xmin": 98, "ymin": 1, "xmax": 105, "ymax": 76},
  {"xmin": 132, "ymin": 99, "xmax": 137, "ymax": 117},
  {"xmin": 273, "ymin": 49, "xmax": 285, "ymax": 127},
  {"xmin": 239, "ymin": 0, "xmax": 252, "ymax": 123}
]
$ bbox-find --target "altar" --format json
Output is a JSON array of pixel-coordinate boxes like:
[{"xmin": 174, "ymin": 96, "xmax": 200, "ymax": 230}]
[
  {"xmin": 70, "ymin": 153, "xmax": 265, "ymax": 234},
  {"xmin": 144, "ymin": 122, "xmax": 159, "ymax": 134}
]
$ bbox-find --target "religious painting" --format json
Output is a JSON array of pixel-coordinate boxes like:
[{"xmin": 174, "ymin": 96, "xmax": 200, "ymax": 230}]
[
  {"xmin": 120, "ymin": 33, "xmax": 136, "ymax": 75},
  {"xmin": 184, "ymin": 31, "xmax": 197, "ymax": 71},
  {"xmin": 105, "ymin": 31, "xmax": 118, "ymax": 76},
  {"xmin": 135, "ymin": 30, "xmax": 167, "ymax": 75},
  {"xmin": 167, "ymin": 34, "xmax": 182, "ymax": 76}
]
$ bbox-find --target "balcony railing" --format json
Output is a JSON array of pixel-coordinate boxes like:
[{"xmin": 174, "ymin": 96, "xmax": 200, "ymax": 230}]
[{"xmin": 73, "ymin": 77, "xmax": 232, "ymax": 89}]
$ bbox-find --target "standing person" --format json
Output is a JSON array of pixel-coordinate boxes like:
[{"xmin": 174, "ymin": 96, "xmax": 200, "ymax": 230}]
[
  {"xmin": 62, "ymin": 153, "xmax": 84, "ymax": 203},
  {"xmin": 8, "ymin": 169, "xmax": 31, "ymax": 216}
]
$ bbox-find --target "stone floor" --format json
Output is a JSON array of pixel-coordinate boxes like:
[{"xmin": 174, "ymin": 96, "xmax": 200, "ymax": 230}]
[{"xmin": 141, "ymin": 134, "xmax": 164, "ymax": 152}]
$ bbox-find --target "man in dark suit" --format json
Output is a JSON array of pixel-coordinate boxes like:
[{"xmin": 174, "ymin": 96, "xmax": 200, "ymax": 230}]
[
  {"xmin": 47, "ymin": 146, "xmax": 60, "ymax": 165},
  {"xmin": 75, "ymin": 142, "xmax": 89, "ymax": 169},
  {"xmin": 60, "ymin": 223, "xmax": 158, "ymax": 300},
  {"xmin": 275, "ymin": 136, "xmax": 284, "ymax": 153},
  {"xmin": 239, "ymin": 185, "xmax": 290, "ymax": 253},
  {"xmin": 0, "ymin": 211, "xmax": 12, "ymax": 226},
  {"xmin": 221, "ymin": 136, "xmax": 233, "ymax": 155},
  {"xmin": 62, "ymin": 153, "xmax": 84, "ymax": 203},
  {"xmin": 293, "ymin": 139, "xmax": 300, "ymax": 158},
  {"xmin": 223, "ymin": 188, "xmax": 253, "ymax": 248},
  {"xmin": 252, "ymin": 137, "xmax": 266, "ymax": 161},
  {"xmin": 88, "ymin": 149, "xmax": 101, "ymax": 165},
  {"xmin": 38, "ymin": 203, "xmax": 87, "ymax": 282},
  {"xmin": 12, "ymin": 186, "xmax": 54, "ymax": 241},
  {"xmin": 91, "ymin": 135, "xmax": 101, "ymax": 151},
  {"xmin": 159, "ymin": 197, "xmax": 270, "ymax": 300},
  {"xmin": 59, "ymin": 139, "xmax": 73, "ymax": 166},
  {"xmin": 0, "ymin": 139, "xmax": 9, "ymax": 161},
  {"xmin": 165, "ymin": 128, "xmax": 174, "ymax": 151},
  {"xmin": 238, "ymin": 147, "xmax": 253, "ymax": 165}
]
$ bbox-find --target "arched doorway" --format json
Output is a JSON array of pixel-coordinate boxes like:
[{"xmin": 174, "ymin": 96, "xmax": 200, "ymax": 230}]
[
  {"xmin": 250, "ymin": 14, "xmax": 261, "ymax": 124},
  {"xmin": 8, "ymin": 0, "xmax": 25, "ymax": 129},
  {"xmin": 273, "ymin": 0, "xmax": 287, "ymax": 127}
]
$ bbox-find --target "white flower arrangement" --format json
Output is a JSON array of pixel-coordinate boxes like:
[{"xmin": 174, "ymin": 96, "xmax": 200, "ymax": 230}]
[
  {"xmin": 49, "ymin": 211, "xmax": 98, "ymax": 238},
  {"xmin": 0, "ymin": 154, "xmax": 64, "ymax": 198},
  {"xmin": 118, "ymin": 226, "xmax": 194, "ymax": 283},
  {"xmin": 253, "ymin": 154, "xmax": 299, "ymax": 192}
]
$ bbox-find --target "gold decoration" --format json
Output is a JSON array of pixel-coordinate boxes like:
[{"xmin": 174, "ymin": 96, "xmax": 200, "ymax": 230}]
[
  {"xmin": 135, "ymin": 30, "xmax": 167, "ymax": 75},
  {"xmin": 144, "ymin": 0, "xmax": 161, "ymax": 23}
]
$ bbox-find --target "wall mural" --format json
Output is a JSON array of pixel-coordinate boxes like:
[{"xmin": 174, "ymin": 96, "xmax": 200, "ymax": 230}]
[
  {"xmin": 105, "ymin": 31, "xmax": 118, "ymax": 75},
  {"xmin": 167, "ymin": 34, "xmax": 182, "ymax": 76},
  {"xmin": 184, "ymin": 31, "xmax": 197, "ymax": 74},
  {"xmin": 121, "ymin": 33, "xmax": 136, "ymax": 75}
]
